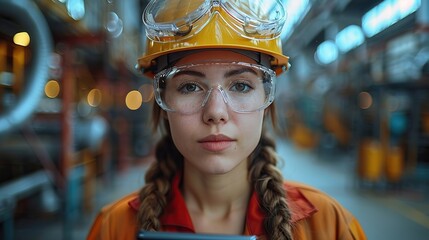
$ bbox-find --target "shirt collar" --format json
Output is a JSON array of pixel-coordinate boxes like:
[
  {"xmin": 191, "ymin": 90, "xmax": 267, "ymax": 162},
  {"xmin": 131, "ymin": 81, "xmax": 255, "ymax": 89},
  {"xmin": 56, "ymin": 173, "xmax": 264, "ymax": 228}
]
[
  {"xmin": 158, "ymin": 173, "xmax": 194, "ymax": 230},
  {"xmin": 129, "ymin": 173, "xmax": 317, "ymax": 235}
]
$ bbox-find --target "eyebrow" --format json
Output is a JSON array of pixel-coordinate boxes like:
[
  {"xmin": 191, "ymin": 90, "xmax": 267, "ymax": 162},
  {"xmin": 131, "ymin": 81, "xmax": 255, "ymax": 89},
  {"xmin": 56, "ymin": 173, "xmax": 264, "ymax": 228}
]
[
  {"xmin": 173, "ymin": 70, "xmax": 205, "ymax": 78},
  {"xmin": 224, "ymin": 67, "xmax": 258, "ymax": 78},
  {"xmin": 172, "ymin": 67, "xmax": 259, "ymax": 78}
]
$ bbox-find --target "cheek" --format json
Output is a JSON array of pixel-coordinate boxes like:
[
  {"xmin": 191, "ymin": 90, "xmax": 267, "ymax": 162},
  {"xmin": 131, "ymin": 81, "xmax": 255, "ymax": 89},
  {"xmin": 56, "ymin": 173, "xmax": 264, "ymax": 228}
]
[
  {"xmin": 242, "ymin": 111, "xmax": 264, "ymax": 129},
  {"xmin": 167, "ymin": 114, "xmax": 196, "ymax": 151},
  {"xmin": 238, "ymin": 112, "xmax": 265, "ymax": 147},
  {"xmin": 169, "ymin": 116, "xmax": 186, "ymax": 136}
]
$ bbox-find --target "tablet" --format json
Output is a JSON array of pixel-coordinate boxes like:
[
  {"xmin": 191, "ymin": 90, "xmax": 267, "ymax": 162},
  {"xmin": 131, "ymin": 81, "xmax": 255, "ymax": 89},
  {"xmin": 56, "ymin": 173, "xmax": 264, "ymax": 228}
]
[{"xmin": 137, "ymin": 231, "xmax": 257, "ymax": 240}]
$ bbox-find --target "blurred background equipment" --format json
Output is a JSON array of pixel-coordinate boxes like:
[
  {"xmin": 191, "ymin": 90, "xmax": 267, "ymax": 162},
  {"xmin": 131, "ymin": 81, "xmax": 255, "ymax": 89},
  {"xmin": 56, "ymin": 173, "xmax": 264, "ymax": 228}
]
[
  {"xmin": 0, "ymin": 0, "xmax": 52, "ymax": 135},
  {"xmin": 0, "ymin": 0, "xmax": 148, "ymax": 239},
  {"xmin": 0, "ymin": 1, "xmax": 54, "ymax": 240}
]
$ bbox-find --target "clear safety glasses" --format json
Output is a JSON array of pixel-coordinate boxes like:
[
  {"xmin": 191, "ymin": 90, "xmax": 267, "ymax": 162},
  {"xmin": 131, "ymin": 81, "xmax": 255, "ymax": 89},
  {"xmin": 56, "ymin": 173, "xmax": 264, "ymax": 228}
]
[
  {"xmin": 153, "ymin": 62, "xmax": 276, "ymax": 114},
  {"xmin": 143, "ymin": 0, "xmax": 286, "ymax": 42}
]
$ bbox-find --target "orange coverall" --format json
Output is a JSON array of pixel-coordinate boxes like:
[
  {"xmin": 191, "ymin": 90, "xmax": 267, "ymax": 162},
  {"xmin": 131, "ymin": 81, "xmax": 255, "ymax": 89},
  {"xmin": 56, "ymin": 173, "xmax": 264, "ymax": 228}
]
[{"xmin": 87, "ymin": 174, "xmax": 366, "ymax": 240}]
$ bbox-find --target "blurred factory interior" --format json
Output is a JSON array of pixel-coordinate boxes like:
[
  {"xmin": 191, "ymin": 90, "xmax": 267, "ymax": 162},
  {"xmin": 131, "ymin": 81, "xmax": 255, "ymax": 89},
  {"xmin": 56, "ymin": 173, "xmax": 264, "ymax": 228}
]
[{"xmin": 1, "ymin": 0, "xmax": 429, "ymax": 239}]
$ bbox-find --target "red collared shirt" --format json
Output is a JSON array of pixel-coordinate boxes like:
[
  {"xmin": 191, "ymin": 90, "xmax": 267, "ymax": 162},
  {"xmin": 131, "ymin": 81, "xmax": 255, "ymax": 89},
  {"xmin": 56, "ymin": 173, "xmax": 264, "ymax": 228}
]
[{"xmin": 87, "ymin": 174, "xmax": 366, "ymax": 240}]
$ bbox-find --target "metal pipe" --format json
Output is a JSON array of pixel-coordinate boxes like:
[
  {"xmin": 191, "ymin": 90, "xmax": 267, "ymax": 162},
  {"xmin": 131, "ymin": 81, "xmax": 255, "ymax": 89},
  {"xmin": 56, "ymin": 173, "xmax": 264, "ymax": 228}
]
[{"xmin": 0, "ymin": 0, "xmax": 52, "ymax": 135}]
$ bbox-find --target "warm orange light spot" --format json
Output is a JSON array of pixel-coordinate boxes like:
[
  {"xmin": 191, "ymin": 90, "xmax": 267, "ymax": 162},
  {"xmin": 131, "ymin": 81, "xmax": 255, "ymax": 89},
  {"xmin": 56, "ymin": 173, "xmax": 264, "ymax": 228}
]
[
  {"xmin": 87, "ymin": 88, "xmax": 102, "ymax": 107},
  {"xmin": 45, "ymin": 80, "xmax": 60, "ymax": 98},
  {"xmin": 13, "ymin": 32, "xmax": 30, "ymax": 47},
  {"xmin": 125, "ymin": 90, "xmax": 142, "ymax": 110}
]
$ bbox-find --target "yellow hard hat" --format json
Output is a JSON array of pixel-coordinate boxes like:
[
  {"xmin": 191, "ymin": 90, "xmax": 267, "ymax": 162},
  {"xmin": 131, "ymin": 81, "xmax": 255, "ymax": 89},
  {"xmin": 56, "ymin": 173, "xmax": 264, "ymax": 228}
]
[{"xmin": 138, "ymin": 0, "xmax": 289, "ymax": 76}]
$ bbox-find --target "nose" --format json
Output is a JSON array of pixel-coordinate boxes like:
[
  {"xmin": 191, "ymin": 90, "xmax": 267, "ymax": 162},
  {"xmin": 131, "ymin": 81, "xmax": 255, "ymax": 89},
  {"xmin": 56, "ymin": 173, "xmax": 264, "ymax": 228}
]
[{"xmin": 202, "ymin": 86, "xmax": 230, "ymax": 124}]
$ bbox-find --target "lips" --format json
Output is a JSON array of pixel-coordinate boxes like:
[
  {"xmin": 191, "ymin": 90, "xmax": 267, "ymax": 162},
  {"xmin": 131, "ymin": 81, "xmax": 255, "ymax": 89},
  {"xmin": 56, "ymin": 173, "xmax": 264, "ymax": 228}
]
[{"xmin": 198, "ymin": 134, "xmax": 235, "ymax": 152}]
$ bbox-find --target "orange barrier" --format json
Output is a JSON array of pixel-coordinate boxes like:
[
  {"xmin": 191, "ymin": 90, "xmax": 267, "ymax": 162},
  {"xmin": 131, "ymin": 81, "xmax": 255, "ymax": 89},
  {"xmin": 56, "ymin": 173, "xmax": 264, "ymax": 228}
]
[{"xmin": 358, "ymin": 139, "xmax": 384, "ymax": 182}]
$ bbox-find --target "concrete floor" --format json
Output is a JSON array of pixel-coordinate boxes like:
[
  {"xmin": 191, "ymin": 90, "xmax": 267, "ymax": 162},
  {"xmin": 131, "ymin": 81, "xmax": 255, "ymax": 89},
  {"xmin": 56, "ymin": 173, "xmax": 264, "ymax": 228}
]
[{"xmin": 10, "ymin": 138, "xmax": 429, "ymax": 240}]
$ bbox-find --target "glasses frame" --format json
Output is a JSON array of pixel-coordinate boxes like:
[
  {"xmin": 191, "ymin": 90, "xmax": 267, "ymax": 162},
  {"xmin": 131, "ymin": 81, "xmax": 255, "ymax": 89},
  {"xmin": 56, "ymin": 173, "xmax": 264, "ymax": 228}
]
[{"xmin": 153, "ymin": 61, "xmax": 277, "ymax": 114}]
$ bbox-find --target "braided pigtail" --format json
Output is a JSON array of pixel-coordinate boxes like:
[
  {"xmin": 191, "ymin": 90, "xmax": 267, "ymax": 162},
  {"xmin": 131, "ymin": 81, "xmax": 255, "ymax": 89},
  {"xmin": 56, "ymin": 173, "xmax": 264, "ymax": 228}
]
[
  {"xmin": 249, "ymin": 133, "xmax": 293, "ymax": 240},
  {"xmin": 137, "ymin": 133, "xmax": 183, "ymax": 230}
]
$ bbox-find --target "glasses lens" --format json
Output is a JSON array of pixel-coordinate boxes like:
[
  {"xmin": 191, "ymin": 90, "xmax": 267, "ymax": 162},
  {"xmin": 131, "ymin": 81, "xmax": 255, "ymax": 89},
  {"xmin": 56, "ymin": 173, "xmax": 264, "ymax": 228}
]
[
  {"xmin": 221, "ymin": 0, "xmax": 286, "ymax": 38},
  {"xmin": 223, "ymin": 0, "xmax": 285, "ymax": 22},
  {"xmin": 144, "ymin": 0, "xmax": 210, "ymax": 41},
  {"xmin": 154, "ymin": 62, "xmax": 275, "ymax": 114}
]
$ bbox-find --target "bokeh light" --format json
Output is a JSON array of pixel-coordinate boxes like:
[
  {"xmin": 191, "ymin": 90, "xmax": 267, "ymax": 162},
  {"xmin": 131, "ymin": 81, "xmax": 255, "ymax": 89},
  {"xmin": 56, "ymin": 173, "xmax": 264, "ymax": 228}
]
[
  {"xmin": 358, "ymin": 91, "xmax": 373, "ymax": 109},
  {"xmin": 139, "ymin": 84, "xmax": 154, "ymax": 103},
  {"xmin": 13, "ymin": 32, "xmax": 30, "ymax": 47},
  {"xmin": 125, "ymin": 90, "xmax": 142, "ymax": 110},
  {"xmin": 87, "ymin": 88, "xmax": 102, "ymax": 107},
  {"xmin": 44, "ymin": 80, "xmax": 60, "ymax": 98}
]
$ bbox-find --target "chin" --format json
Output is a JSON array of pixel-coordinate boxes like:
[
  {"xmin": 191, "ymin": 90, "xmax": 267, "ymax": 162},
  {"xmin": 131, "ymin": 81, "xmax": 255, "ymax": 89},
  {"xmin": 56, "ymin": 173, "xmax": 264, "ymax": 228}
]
[
  {"xmin": 200, "ymin": 159, "xmax": 244, "ymax": 175},
  {"xmin": 184, "ymin": 152, "xmax": 248, "ymax": 175}
]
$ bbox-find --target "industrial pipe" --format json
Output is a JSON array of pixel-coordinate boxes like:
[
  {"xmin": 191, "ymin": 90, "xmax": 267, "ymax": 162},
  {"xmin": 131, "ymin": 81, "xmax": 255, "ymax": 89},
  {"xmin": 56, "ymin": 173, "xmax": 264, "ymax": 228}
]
[{"xmin": 0, "ymin": 0, "xmax": 52, "ymax": 135}]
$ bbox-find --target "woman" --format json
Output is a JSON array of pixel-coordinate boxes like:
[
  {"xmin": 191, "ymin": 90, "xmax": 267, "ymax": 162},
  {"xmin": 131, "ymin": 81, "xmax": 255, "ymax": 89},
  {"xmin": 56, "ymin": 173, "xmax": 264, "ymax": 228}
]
[{"xmin": 87, "ymin": 0, "xmax": 366, "ymax": 239}]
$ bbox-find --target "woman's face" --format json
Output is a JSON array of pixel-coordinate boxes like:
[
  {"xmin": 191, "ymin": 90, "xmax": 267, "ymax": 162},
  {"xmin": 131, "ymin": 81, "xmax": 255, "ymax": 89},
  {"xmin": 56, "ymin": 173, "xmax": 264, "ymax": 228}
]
[{"xmin": 165, "ymin": 50, "xmax": 265, "ymax": 175}]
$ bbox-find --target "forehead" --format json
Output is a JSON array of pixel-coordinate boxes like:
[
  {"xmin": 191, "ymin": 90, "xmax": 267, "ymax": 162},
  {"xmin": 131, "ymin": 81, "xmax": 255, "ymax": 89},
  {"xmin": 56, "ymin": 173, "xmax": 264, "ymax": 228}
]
[{"xmin": 174, "ymin": 50, "xmax": 258, "ymax": 66}]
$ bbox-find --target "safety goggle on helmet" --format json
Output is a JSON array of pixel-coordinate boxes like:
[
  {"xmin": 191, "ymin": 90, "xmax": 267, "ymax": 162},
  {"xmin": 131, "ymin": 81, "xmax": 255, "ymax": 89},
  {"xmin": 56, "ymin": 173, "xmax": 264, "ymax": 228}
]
[
  {"xmin": 138, "ymin": 0, "xmax": 289, "ymax": 76},
  {"xmin": 144, "ymin": 0, "xmax": 286, "ymax": 41}
]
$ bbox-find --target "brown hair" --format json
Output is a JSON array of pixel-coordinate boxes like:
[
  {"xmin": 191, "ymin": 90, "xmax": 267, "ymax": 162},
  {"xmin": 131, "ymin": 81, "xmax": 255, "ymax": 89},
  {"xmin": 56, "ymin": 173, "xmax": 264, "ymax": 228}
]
[{"xmin": 137, "ymin": 102, "xmax": 293, "ymax": 239}]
